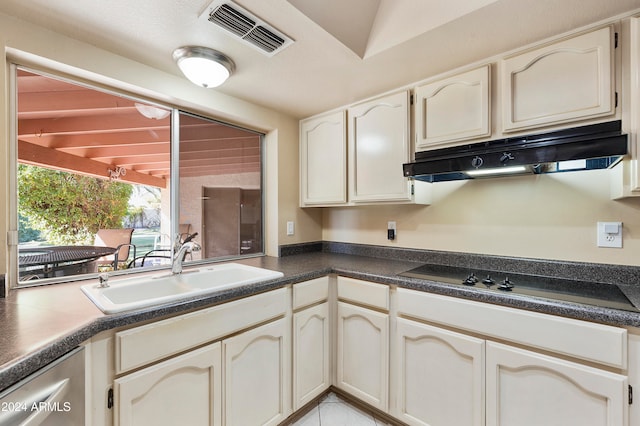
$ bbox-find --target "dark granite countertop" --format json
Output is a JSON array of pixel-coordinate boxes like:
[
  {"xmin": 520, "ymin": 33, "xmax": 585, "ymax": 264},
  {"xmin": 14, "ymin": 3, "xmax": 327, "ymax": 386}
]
[{"xmin": 2, "ymin": 247, "xmax": 640, "ymax": 392}]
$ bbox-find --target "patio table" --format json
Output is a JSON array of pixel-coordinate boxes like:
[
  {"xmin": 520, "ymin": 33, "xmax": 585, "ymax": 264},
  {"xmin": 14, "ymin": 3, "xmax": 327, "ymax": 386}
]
[{"xmin": 19, "ymin": 245, "xmax": 116, "ymax": 279}]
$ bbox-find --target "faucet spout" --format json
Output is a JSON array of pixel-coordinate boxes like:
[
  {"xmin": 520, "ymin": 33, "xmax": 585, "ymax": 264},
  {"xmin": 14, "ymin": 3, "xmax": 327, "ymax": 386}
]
[{"xmin": 172, "ymin": 241, "xmax": 201, "ymax": 274}]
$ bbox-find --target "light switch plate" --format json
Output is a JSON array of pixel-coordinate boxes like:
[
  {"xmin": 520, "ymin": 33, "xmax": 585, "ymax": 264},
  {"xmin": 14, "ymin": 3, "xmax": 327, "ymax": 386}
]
[
  {"xmin": 286, "ymin": 221, "xmax": 295, "ymax": 236},
  {"xmin": 597, "ymin": 221, "xmax": 622, "ymax": 248}
]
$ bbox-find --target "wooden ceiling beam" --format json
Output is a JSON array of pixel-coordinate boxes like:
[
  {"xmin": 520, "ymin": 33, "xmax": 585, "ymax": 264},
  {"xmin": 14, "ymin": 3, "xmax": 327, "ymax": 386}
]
[
  {"xmin": 98, "ymin": 154, "xmax": 171, "ymax": 167},
  {"xmin": 18, "ymin": 140, "xmax": 167, "ymax": 188},
  {"xmin": 179, "ymin": 124, "xmax": 259, "ymax": 141},
  {"xmin": 20, "ymin": 129, "xmax": 171, "ymax": 149},
  {"xmin": 17, "ymin": 90, "xmax": 136, "ymax": 116},
  {"xmin": 179, "ymin": 148, "xmax": 260, "ymax": 160},
  {"xmin": 179, "ymin": 138, "xmax": 260, "ymax": 152},
  {"xmin": 179, "ymin": 164, "xmax": 260, "ymax": 177},
  {"xmin": 18, "ymin": 114, "xmax": 169, "ymax": 136},
  {"xmin": 62, "ymin": 143, "xmax": 170, "ymax": 158}
]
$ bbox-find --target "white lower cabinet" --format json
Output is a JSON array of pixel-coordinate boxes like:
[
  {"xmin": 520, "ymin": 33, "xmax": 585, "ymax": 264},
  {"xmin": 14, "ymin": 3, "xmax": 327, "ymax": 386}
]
[
  {"xmin": 393, "ymin": 318, "xmax": 485, "ymax": 426},
  {"xmin": 111, "ymin": 288, "xmax": 289, "ymax": 426},
  {"xmin": 104, "ymin": 277, "xmax": 633, "ymax": 426},
  {"xmin": 336, "ymin": 301, "xmax": 389, "ymax": 411},
  {"xmin": 293, "ymin": 301, "xmax": 330, "ymax": 410},
  {"xmin": 393, "ymin": 287, "xmax": 632, "ymax": 426},
  {"xmin": 486, "ymin": 341, "xmax": 628, "ymax": 426},
  {"xmin": 114, "ymin": 343, "xmax": 222, "ymax": 426},
  {"xmin": 223, "ymin": 317, "xmax": 291, "ymax": 426}
]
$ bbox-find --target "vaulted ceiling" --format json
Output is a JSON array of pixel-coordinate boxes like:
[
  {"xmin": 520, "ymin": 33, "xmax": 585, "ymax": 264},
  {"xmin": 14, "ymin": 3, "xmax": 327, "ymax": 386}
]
[{"xmin": 2, "ymin": 0, "xmax": 640, "ymax": 119}]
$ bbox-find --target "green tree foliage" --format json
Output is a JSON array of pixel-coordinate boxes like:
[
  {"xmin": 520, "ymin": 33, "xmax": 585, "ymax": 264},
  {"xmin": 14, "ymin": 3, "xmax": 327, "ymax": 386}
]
[
  {"xmin": 18, "ymin": 213, "xmax": 43, "ymax": 243},
  {"xmin": 18, "ymin": 165, "xmax": 133, "ymax": 244}
]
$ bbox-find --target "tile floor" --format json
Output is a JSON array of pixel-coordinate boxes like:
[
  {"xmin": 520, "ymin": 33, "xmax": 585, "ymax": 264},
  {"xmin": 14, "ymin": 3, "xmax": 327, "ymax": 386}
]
[{"xmin": 289, "ymin": 393, "xmax": 390, "ymax": 426}]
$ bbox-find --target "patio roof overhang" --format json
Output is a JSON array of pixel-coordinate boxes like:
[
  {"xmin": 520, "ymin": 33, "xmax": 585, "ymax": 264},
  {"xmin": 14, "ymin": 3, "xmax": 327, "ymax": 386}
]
[{"xmin": 16, "ymin": 70, "xmax": 261, "ymax": 188}]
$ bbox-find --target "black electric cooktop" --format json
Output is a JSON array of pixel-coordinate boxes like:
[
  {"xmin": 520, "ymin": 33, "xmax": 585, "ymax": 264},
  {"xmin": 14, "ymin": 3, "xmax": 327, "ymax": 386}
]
[{"xmin": 399, "ymin": 263, "xmax": 639, "ymax": 313}]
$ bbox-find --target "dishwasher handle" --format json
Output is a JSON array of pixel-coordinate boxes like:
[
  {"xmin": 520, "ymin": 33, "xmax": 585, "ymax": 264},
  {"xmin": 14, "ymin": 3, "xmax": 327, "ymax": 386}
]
[{"xmin": 0, "ymin": 378, "xmax": 70, "ymax": 426}]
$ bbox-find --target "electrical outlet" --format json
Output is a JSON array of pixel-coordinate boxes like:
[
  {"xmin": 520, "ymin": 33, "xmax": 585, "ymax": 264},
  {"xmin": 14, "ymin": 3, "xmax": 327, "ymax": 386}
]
[
  {"xmin": 387, "ymin": 221, "xmax": 396, "ymax": 240},
  {"xmin": 286, "ymin": 221, "xmax": 295, "ymax": 236},
  {"xmin": 597, "ymin": 221, "xmax": 622, "ymax": 248}
]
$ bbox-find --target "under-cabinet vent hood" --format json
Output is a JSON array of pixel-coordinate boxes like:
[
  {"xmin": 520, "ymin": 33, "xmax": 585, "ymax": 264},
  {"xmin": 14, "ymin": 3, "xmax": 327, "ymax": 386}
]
[
  {"xmin": 200, "ymin": 0, "xmax": 294, "ymax": 56},
  {"xmin": 403, "ymin": 121, "xmax": 628, "ymax": 182}
]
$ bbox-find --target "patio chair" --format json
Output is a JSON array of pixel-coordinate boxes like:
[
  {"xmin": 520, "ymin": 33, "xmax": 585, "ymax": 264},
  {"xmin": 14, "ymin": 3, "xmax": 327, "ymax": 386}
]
[
  {"xmin": 94, "ymin": 228, "xmax": 136, "ymax": 270},
  {"xmin": 130, "ymin": 226, "xmax": 196, "ymax": 268}
]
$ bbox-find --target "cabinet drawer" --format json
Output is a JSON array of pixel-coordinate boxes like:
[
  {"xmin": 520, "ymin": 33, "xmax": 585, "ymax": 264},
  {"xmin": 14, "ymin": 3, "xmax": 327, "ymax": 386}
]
[
  {"xmin": 115, "ymin": 288, "xmax": 287, "ymax": 374},
  {"xmin": 293, "ymin": 277, "xmax": 329, "ymax": 310},
  {"xmin": 397, "ymin": 288, "xmax": 627, "ymax": 368},
  {"xmin": 337, "ymin": 276, "xmax": 389, "ymax": 310}
]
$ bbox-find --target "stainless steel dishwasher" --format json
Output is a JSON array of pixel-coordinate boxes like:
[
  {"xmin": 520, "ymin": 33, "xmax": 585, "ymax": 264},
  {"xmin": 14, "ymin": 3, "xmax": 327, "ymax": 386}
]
[{"xmin": 0, "ymin": 347, "xmax": 85, "ymax": 426}]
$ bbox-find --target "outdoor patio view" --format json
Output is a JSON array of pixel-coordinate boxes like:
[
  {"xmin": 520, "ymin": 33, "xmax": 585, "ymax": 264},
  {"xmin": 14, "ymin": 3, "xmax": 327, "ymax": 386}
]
[
  {"xmin": 18, "ymin": 166, "xmax": 166, "ymax": 279},
  {"xmin": 16, "ymin": 69, "xmax": 263, "ymax": 284}
]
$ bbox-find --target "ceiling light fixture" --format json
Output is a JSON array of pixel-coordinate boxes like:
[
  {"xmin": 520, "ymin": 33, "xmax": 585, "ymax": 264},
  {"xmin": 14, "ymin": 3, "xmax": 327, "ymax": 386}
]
[
  {"xmin": 172, "ymin": 46, "xmax": 235, "ymax": 88},
  {"xmin": 134, "ymin": 103, "xmax": 171, "ymax": 120}
]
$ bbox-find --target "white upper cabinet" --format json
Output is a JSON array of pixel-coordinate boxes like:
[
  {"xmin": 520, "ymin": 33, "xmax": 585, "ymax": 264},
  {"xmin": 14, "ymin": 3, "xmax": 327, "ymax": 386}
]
[
  {"xmin": 300, "ymin": 111, "xmax": 347, "ymax": 206},
  {"xmin": 415, "ymin": 65, "xmax": 491, "ymax": 151},
  {"xmin": 299, "ymin": 111, "xmax": 347, "ymax": 206},
  {"xmin": 300, "ymin": 103, "xmax": 429, "ymax": 206},
  {"xmin": 348, "ymin": 91, "xmax": 415, "ymax": 203},
  {"xmin": 501, "ymin": 25, "xmax": 615, "ymax": 132}
]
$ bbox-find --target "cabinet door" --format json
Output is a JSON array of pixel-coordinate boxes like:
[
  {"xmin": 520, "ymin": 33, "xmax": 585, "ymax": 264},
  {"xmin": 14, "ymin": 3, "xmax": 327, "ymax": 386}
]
[
  {"xmin": 393, "ymin": 318, "xmax": 485, "ymax": 426},
  {"xmin": 501, "ymin": 26, "xmax": 614, "ymax": 132},
  {"xmin": 300, "ymin": 110, "xmax": 347, "ymax": 206},
  {"xmin": 114, "ymin": 342, "xmax": 222, "ymax": 426},
  {"xmin": 348, "ymin": 91, "xmax": 412, "ymax": 203},
  {"xmin": 486, "ymin": 341, "xmax": 628, "ymax": 426},
  {"xmin": 224, "ymin": 317, "xmax": 291, "ymax": 426},
  {"xmin": 415, "ymin": 65, "xmax": 491, "ymax": 151},
  {"xmin": 293, "ymin": 302, "xmax": 330, "ymax": 410},
  {"xmin": 336, "ymin": 301, "xmax": 389, "ymax": 411}
]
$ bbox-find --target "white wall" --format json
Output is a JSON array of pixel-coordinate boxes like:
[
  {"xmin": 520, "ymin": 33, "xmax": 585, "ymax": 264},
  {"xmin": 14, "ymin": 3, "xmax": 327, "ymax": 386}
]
[{"xmin": 323, "ymin": 168, "xmax": 640, "ymax": 266}]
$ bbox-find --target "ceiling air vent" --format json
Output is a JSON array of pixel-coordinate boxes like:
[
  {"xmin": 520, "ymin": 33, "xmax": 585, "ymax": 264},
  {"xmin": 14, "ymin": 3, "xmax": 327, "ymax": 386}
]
[{"xmin": 200, "ymin": 0, "xmax": 294, "ymax": 56}]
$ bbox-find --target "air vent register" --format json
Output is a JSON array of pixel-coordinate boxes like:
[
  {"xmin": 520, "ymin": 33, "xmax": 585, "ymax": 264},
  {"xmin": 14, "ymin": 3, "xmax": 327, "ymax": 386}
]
[{"xmin": 201, "ymin": 0, "xmax": 294, "ymax": 56}]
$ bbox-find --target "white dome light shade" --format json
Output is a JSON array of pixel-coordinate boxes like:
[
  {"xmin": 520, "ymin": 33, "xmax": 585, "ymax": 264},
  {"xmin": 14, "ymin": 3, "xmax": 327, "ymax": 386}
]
[{"xmin": 173, "ymin": 46, "xmax": 235, "ymax": 88}]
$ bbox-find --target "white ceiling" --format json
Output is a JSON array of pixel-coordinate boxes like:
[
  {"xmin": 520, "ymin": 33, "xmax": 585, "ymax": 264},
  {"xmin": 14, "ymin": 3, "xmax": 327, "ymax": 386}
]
[{"xmin": 2, "ymin": 0, "xmax": 640, "ymax": 119}]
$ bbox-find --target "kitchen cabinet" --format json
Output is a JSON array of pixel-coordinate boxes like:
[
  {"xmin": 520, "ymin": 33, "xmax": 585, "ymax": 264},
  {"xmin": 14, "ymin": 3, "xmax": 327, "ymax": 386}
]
[
  {"xmin": 395, "ymin": 288, "xmax": 630, "ymax": 426},
  {"xmin": 299, "ymin": 110, "xmax": 347, "ymax": 206},
  {"xmin": 393, "ymin": 318, "xmax": 485, "ymax": 426},
  {"xmin": 300, "ymin": 92, "xmax": 430, "ymax": 206},
  {"xmin": 292, "ymin": 277, "xmax": 331, "ymax": 410},
  {"xmin": 224, "ymin": 317, "xmax": 291, "ymax": 426},
  {"xmin": 114, "ymin": 343, "xmax": 222, "ymax": 426},
  {"xmin": 348, "ymin": 91, "xmax": 418, "ymax": 204},
  {"xmin": 86, "ymin": 272, "xmax": 634, "ymax": 426},
  {"xmin": 501, "ymin": 25, "xmax": 615, "ymax": 132},
  {"xmin": 614, "ymin": 17, "xmax": 640, "ymax": 198},
  {"xmin": 110, "ymin": 288, "xmax": 288, "ymax": 426},
  {"xmin": 486, "ymin": 341, "xmax": 628, "ymax": 426},
  {"xmin": 414, "ymin": 65, "xmax": 491, "ymax": 151},
  {"xmin": 336, "ymin": 277, "xmax": 389, "ymax": 411}
]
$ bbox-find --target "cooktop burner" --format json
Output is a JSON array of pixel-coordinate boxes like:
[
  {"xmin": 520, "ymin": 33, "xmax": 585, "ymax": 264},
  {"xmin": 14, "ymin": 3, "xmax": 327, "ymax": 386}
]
[{"xmin": 399, "ymin": 263, "xmax": 639, "ymax": 312}]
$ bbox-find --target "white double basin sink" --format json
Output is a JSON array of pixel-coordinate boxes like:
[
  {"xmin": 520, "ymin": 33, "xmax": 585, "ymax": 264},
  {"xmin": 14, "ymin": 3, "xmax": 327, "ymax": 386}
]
[{"xmin": 81, "ymin": 263, "xmax": 284, "ymax": 314}]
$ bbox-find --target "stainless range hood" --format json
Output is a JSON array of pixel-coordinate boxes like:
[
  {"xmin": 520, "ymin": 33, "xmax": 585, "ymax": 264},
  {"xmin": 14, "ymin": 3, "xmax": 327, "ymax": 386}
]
[{"xmin": 403, "ymin": 121, "xmax": 628, "ymax": 182}]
